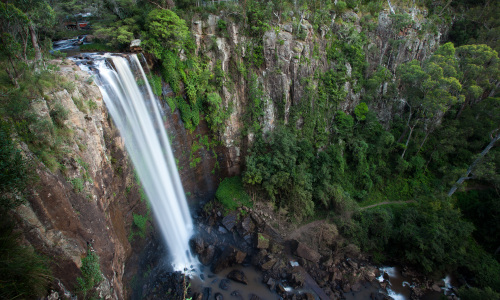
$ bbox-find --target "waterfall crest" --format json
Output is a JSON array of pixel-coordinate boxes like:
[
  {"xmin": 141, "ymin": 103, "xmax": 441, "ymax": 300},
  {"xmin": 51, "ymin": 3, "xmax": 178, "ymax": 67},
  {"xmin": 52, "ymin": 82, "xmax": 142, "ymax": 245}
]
[{"xmin": 89, "ymin": 54, "xmax": 196, "ymax": 270}]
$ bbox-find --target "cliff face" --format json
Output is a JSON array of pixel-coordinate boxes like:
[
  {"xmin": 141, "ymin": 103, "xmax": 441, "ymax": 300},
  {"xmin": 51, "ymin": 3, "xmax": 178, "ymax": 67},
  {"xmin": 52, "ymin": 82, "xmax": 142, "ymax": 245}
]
[
  {"xmin": 15, "ymin": 60, "xmax": 145, "ymax": 299},
  {"xmin": 191, "ymin": 8, "xmax": 448, "ymax": 172}
]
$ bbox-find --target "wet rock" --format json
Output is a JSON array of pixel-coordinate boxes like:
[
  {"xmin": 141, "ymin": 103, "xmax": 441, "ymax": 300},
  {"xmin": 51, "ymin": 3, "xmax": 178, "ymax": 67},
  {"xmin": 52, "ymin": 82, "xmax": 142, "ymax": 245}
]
[
  {"xmin": 352, "ymin": 282, "xmax": 362, "ymax": 292},
  {"xmin": 276, "ymin": 282, "xmax": 286, "ymax": 294},
  {"xmin": 222, "ymin": 211, "xmax": 238, "ymax": 231},
  {"xmin": 295, "ymin": 242, "xmax": 321, "ymax": 263},
  {"xmin": 347, "ymin": 259, "xmax": 358, "ymax": 269},
  {"xmin": 200, "ymin": 245, "xmax": 216, "ymax": 266},
  {"xmin": 290, "ymin": 271, "xmax": 305, "ymax": 288},
  {"xmin": 261, "ymin": 258, "xmax": 277, "ymax": 271},
  {"xmin": 364, "ymin": 266, "xmax": 379, "ymax": 282},
  {"xmin": 241, "ymin": 216, "xmax": 255, "ymax": 235},
  {"xmin": 432, "ymin": 284, "xmax": 441, "ymax": 292},
  {"xmin": 212, "ymin": 246, "xmax": 247, "ymax": 273},
  {"xmin": 250, "ymin": 294, "xmax": 262, "ymax": 300},
  {"xmin": 266, "ymin": 277, "xmax": 276, "ymax": 290},
  {"xmin": 214, "ymin": 292, "xmax": 223, "ymax": 300},
  {"xmin": 191, "ymin": 292, "xmax": 203, "ymax": 300},
  {"xmin": 202, "ymin": 287, "xmax": 212, "ymax": 300},
  {"xmin": 219, "ymin": 279, "xmax": 230, "ymax": 290},
  {"xmin": 303, "ymin": 293, "xmax": 315, "ymax": 300},
  {"xmin": 227, "ymin": 270, "xmax": 248, "ymax": 285},
  {"xmin": 230, "ymin": 290, "xmax": 243, "ymax": 299}
]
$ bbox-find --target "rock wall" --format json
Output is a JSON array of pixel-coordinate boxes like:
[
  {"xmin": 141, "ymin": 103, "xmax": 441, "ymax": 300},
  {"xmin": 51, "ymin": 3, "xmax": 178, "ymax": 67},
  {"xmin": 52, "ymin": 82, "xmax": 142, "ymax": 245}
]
[
  {"xmin": 191, "ymin": 7, "xmax": 448, "ymax": 172},
  {"xmin": 14, "ymin": 60, "xmax": 146, "ymax": 299}
]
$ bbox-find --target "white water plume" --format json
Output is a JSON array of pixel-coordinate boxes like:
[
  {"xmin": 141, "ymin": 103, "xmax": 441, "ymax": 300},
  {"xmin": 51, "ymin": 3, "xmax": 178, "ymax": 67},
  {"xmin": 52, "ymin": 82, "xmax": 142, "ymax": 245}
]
[{"xmin": 90, "ymin": 54, "xmax": 196, "ymax": 271}]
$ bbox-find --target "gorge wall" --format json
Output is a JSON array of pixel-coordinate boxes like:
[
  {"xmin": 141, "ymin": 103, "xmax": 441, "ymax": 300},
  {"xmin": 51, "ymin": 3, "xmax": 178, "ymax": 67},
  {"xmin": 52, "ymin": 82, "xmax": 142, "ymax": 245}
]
[{"xmin": 191, "ymin": 8, "xmax": 447, "ymax": 173}]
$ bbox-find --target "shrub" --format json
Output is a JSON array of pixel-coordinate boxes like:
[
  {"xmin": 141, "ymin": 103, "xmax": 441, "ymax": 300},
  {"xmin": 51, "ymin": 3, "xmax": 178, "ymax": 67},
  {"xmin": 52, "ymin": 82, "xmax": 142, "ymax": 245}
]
[
  {"xmin": 133, "ymin": 213, "xmax": 148, "ymax": 238},
  {"xmin": 49, "ymin": 103, "xmax": 69, "ymax": 128},
  {"xmin": 77, "ymin": 249, "xmax": 103, "ymax": 299},
  {"xmin": 0, "ymin": 216, "xmax": 51, "ymax": 299},
  {"xmin": 0, "ymin": 123, "xmax": 31, "ymax": 209},
  {"xmin": 215, "ymin": 176, "xmax": 252, "ymax": 211},
  {"xmin": 143, "ymin": 9, "xmax": 190, "ymax": 58}
]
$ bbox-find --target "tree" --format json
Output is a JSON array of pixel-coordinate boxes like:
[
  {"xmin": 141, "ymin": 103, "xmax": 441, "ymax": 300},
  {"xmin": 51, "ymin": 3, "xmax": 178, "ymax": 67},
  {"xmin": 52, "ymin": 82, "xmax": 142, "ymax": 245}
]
[
  {"xmin": 455, "ymin": 44, "xmax": 500, "ymax": 118},
  {"xmin": 397, "ymin": 43, "xmax": 464, "ymax": 159},
  {"xmin": 11, "ymin": 0, "xmax": 55, "ymax": 61},
  {"xmin": 143, "ymin": 9, "xmax": 189, "ymax": 58}
]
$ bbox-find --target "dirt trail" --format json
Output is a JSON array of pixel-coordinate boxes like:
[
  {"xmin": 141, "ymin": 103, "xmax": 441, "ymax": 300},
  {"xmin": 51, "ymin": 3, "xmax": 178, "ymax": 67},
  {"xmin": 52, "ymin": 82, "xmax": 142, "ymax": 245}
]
[{"xmin": 361, "ymin": 200, "xmax": 415, "ymax": 210}]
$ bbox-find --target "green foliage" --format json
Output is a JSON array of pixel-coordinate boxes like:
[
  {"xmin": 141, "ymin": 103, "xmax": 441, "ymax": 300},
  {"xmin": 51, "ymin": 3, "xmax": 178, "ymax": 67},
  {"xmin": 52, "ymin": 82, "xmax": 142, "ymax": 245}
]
[
  {"xmin": 342, "ymin": 197, "xmax": 475, "ymax": 273},
  {"xmin": 354, "ymin": 102, "xmax": 369, "ymax": 121},
  {"xmin": 0, "ymin": 215, "xmax": 51, "ymax": 299},
  {"xmin": 215, "ymin": 176, "xmax": 252, "ymax": 212},
  {"xmin": 132, "ymin": 213, "xmax": 148, "ymax": 238},
  {"xmin": 143, "ymin": 9, "xmax": 190, "ymax": 58},
  {"xmin": 205, "ymin": 92, "xmax": 231, "ymax": 135},
  {"xmin": 0, "ymin": 123, "xmax": 31, "ymax": 209},
  {"xmin": 69, "ymin": 177, "xmax": 84, "ymax": 193},
  {"xmin": 456, "ymin": 190, "xmax": 500, "ymax": 254},
  {"xmin": 165, "ymin": 96, "xmax": 176, "ymax": 113},
  {"xmin": 94, "ymin": 17, "xmax": 140, "ymax": 50},
  {"xmin": 458, "ymin": 286, "xmax": 500, "ymax": 300},
  {"xmin": 176, "ymin": 96, "xmax": 199, "ymax": 132},
  {"xmin": 49, "ymin": 103, "xmax": 69, "ymax": 127},
  {"xmin": 389, "ymin": 13, "xmax": 415, "ymax": 33},
  {"xmin": 148, "ymin": 74, "xmax": 162, "ymax": 97},
  {"xmin": 77, "ymin": 249, "xmax": 103, "ymax": 299}
]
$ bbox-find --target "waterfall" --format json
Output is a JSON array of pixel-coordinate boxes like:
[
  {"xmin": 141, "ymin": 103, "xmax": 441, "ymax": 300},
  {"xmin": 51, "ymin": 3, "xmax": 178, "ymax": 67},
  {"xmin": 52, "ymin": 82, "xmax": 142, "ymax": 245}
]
[{"xmin": 86, "ymin": 54, "xmax": 196, "ymax": 271}]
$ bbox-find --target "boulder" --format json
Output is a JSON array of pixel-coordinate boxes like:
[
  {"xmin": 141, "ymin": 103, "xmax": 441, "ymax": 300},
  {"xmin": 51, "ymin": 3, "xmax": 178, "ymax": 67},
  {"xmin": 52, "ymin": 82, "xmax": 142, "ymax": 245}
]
[
  {"xmin": 214, "ymin": 292, "xmax": 223, "ymax": 300},
  {"xmin": 222, "ymin": 211, "xmax": 238, "ymax": 231},
  {"xmin": 431, "ymin": 284, "xmax": 441, "ymax": 292},
  {"xmin": 130, "ymin": 39, "xmax": 142, "ymax": 52},
  {"xmin": 261, "ymin": 258, "xmax": 277, "ymax": 271},
  {"xmin": 201, "ymin": 287, "xmax": 211, "ymax": 300},
  {"xmin": 266, "ymin": 277, "xmax": 276, "ymax": 290},
  {"xmin": 230, "ymin": 290, "xmax": 243, "ymax": 300},
  {"xmin": 257, "ymin": 233, "xmax": 270, "ymax": 249},
  {"xmin": 227, "ymin": 270, "xmax": 248, "ymax": 285},
  {"xmin": 295, "ymin": 242, "xmax": 321, "ymax": 263},
  {"xmin": 200, "ymin": 245, "xmax": 216, "ymax": 266},
  {"xmin": 219, "ymin": 279, "xmax": 230, "ymax": 290},
  {"xmin": 212, "ymin": 246, "xmax": 247, "ymax": 273}
]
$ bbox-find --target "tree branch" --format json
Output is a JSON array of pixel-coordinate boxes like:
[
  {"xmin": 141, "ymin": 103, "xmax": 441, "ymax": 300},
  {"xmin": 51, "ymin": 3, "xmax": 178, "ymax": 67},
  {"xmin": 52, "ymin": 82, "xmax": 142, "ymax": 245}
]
[{"xmin": 448, "ymin": 131, "xmax": 500, "ymax": 196}]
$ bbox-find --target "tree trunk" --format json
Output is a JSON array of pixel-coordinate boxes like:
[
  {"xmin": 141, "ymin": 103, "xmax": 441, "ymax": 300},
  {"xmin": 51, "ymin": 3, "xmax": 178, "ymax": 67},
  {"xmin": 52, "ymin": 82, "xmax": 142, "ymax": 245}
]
[
  {"xmin": 387, "ymin": 0, "xmax": 395, "ymax": 14},
  {"xmin": 29, "ymin": 23, "xmax": 42, "ymax": 61},
  {"xmin": 448, "ymin": 131, "xmax": 500, "ymax": 196},
  {"xmin": 6, "ymin": 57, "xmax": 20, "ymax": 88},
  {"xmin": 401, "ymin": 123, "xmax": 415, "ymax": 159},
  {"xmin": 439, "ymin": 0, "xmax": 453, "ymax": 16},
  {"xmin": 417, "ymin": 130, "xmax": 430, "ymax": 154}
]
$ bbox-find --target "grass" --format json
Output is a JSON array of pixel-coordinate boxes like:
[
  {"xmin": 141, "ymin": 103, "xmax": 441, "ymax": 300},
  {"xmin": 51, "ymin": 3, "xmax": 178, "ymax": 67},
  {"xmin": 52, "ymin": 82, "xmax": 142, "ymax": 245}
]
[
  {"xmin": 0, "ymin": 215, "xmax": 51, "ymax": 299},
  {"xmin": 215, "ymin": 176, "xmax": 253, "ymax": 212}
]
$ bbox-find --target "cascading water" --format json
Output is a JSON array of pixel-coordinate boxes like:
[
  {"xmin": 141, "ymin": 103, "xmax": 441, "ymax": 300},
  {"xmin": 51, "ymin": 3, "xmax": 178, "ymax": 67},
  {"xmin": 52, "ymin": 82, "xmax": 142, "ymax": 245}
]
[{"xmin": 83, "ymin": 54, "xmax": 196, "ymax": 271}]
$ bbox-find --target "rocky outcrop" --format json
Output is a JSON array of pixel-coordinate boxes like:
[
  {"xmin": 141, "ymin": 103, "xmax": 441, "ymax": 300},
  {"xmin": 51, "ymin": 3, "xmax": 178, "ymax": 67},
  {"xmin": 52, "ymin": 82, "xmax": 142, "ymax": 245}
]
[
  {"xmin": 191, "ymin": 7, "xmax": 448, "ymax": 173},
  {"xmin": 14, "ymin": 59, "xmax": 147, "ymax": 299}
]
